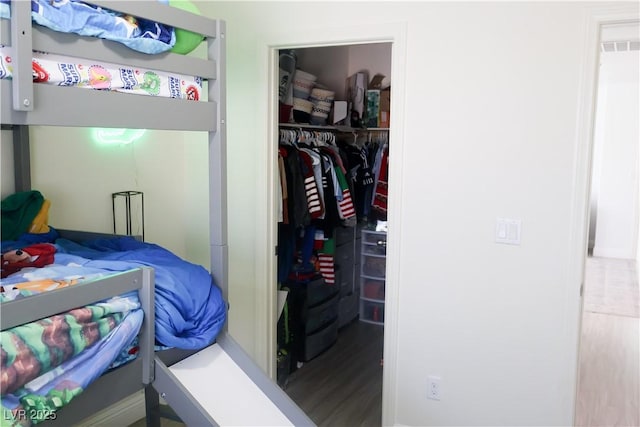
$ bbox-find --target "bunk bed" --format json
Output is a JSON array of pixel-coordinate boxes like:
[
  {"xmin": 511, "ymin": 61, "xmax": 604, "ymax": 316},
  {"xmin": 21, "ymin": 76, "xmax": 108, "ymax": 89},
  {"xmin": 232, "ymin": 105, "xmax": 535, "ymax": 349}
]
[{"xmin": 0, "ymin": 1, "xmax": 313, "ymax": 426}]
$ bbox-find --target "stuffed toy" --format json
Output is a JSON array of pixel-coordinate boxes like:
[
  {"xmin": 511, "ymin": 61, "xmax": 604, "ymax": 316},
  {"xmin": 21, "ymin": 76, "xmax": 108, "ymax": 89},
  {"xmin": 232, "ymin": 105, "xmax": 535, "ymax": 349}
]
[{"xmin": 1, "ymin": 243, "xmax": 56, "ymax": 279}]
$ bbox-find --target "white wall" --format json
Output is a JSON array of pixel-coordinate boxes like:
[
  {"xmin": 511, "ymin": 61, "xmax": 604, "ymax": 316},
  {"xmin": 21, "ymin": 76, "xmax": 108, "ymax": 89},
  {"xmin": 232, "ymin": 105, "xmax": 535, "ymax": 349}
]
[
  {"xmin": 195, "ymin": 1, "xmax": 639, "ymax": 426},
  {"xmin": 1, "ymin": 126, "xmax": 211, "ymax": 267},
  {"xmin": 347, "ymin": 42, "xmax": 392, "ymax": 84},
  {"xmin": 295, "ymin": 45, "xmax": 350, "ymax": 97},
  {"xmin": 1, "ymin": 130, "xmax": 15, "ymax": 198},
  {"xmin": 592, "ymin": 49, "xmax": 639, "ymax": 259}
]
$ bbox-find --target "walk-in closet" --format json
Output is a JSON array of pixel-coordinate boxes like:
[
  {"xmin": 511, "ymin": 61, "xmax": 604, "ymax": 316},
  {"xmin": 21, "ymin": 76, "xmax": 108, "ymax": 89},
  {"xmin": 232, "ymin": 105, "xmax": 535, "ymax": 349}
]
[{"xmin": 275, "ymin": 43, "xmax": 391, "ymax": 426}]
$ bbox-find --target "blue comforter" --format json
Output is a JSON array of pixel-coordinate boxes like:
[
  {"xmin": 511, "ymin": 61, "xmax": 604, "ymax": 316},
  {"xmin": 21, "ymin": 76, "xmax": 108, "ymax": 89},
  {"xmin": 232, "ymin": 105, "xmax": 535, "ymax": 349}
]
[
  {"xmin": 2, "ymin": 234, "xmax": 227, "ymax": 350},
  {"xmin": 0, "ymin": 0, "xmax": 174, "ymax": 54},
  {"xmin": 56, "ymin": 237, "xmax": 227, "ymax": 350}
]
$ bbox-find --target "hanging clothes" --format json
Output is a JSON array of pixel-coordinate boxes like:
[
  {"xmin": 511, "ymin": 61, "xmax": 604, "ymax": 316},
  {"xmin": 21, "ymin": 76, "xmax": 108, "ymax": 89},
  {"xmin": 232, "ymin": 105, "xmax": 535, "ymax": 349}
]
[
  {"xmin": 277, "ymin": 127, "xmax": 370, "ymax": 288},
  {"xmin": 278, "ymin": 153, "xmax": 288, "ymax": 224},
  {"xmin": 298, "ymin": 150, "xmax": 324, "ymax": 219},
  {"xmin": 280, "ymin": 145, "xmax": 310, "ymax": 229},
  {"xmin": 333, "ymin": 167, "xmax": 356, "ymax": 225},
  {"xmin": 340, "ymin": 144, "xmax": 374, "ymax": 220},
  {"xmin": 317, "ymin": 237, "xmax": 336, "ymax": 285},
  {"xmin": 372, "ymin": 145, "xmax": 389, "ymax": 218},
  {"xmin": 299, "ymin": 147, "xmax": 325, "ymax": 219}
]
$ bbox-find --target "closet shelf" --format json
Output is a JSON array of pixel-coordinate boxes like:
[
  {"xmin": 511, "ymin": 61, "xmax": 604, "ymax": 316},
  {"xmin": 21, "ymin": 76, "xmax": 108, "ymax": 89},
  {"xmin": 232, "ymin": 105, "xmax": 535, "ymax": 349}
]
[{"xmin": 279, "ymin": 123, "xmax": 389, "ymax": 132}]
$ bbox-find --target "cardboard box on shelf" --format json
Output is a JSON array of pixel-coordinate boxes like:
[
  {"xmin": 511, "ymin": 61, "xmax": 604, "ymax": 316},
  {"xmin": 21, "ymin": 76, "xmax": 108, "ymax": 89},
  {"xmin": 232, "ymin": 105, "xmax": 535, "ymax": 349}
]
[
  {"xmin": 369, "ymin": 74, "xmax": 386, "ymax": 90},
  {"xmin": 379, "ymin": 88, "xmax": 390, "ymax": 128}
]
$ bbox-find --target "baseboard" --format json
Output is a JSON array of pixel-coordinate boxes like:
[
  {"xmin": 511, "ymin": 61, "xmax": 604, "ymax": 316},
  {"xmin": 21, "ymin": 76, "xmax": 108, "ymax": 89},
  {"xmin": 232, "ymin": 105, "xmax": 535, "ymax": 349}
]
[{"xmin": 74, "ymin": 390, "xmax": 145, "ymax": 427}]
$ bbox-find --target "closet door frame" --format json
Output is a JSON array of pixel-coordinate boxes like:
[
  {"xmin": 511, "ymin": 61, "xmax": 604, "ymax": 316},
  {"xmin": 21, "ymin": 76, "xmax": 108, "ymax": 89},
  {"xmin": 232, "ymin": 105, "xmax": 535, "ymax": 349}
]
[{"xmin": 255, "ymin": 22, "xmax": 408, "ymax": 427}]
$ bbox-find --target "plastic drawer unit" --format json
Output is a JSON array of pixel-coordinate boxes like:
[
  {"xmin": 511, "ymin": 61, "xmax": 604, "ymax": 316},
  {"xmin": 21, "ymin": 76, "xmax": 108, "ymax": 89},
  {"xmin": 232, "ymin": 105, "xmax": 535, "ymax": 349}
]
[{"xmin": 360, "ymin": 229, "xmax": 387, "ymax": 325}]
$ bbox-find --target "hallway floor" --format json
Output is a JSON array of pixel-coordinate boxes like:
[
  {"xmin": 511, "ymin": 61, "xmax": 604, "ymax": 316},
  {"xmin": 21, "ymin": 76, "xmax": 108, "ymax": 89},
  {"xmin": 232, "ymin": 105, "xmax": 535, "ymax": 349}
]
[{"xmin": 576, "ymin": 256, "xmax": 639, "ymax": 427}]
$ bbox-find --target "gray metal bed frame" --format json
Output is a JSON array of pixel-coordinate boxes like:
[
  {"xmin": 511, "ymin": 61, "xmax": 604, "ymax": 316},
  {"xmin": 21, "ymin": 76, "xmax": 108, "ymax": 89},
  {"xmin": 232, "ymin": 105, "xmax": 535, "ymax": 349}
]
[{"xmin": 0, "ymin": 2, "xmax": 313, "ymax": 426}]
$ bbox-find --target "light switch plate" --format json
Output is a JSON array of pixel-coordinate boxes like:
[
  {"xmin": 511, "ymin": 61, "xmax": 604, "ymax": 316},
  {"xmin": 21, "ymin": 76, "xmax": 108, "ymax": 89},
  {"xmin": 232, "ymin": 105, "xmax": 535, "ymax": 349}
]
[{"xmin": 496, "ymin": 218, "xmax": 521, "ymax": 245}]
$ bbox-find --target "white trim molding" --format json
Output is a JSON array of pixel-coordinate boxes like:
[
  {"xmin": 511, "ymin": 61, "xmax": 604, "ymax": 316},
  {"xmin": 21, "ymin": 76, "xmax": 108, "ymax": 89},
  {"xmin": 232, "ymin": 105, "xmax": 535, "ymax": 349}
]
[{"xmin": 256, "ymin": 21, "xmax": 409, "ymax": 427}]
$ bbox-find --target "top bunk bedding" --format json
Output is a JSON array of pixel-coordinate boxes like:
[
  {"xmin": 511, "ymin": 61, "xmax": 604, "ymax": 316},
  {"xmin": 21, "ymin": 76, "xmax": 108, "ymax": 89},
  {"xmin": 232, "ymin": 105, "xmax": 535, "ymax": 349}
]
[
  {"xmin": 0, "ymin": 0, "xmax": 177, "ymax": 55},
  {"xmin": 0, "ymin": 0, "xmax": 223, "ymax": 130}
]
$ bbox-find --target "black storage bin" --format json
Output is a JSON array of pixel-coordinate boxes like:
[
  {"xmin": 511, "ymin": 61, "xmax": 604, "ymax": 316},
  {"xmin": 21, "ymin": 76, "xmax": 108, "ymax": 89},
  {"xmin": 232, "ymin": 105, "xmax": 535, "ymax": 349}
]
[
  {"xmin": 304, "ymin": 292, "xmax": 340, "ymax": 334},
  {"xmin": 303, "ymin": 318, "xmax": 339, "ymax": 362},
  {"xmin": 286, "ymin": 274, "xmax": 341, "ymax": 365},
  {"xmin": 306, "ymin": 275, "xmax": 339, "ymax": 306}
]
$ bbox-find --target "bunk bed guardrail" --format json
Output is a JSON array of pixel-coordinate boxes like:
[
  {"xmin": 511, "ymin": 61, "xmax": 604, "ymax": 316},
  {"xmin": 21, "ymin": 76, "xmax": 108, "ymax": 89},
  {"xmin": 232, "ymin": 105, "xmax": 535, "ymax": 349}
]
[
  {"xmin": 0, "ymin": 0, "xmax": 220, "ymax": 131},
  {"xmin": 0, "ymin": 265, "xmax": 157, "ymax": 423}
]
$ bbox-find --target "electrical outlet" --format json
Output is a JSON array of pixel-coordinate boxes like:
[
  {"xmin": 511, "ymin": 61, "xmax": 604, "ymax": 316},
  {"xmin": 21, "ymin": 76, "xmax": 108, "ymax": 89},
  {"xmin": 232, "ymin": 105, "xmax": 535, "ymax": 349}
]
[{"xmin": 427, "ymin": 375, "xmax": 441, "ymax": 400}]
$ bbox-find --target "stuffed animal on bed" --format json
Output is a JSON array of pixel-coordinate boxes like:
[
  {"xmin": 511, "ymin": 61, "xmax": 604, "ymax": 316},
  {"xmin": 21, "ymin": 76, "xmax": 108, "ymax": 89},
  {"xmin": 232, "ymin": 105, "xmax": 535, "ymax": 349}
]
[{"xmin": 1, "ymin": 243, "xmax": 56, "ymax": 279}]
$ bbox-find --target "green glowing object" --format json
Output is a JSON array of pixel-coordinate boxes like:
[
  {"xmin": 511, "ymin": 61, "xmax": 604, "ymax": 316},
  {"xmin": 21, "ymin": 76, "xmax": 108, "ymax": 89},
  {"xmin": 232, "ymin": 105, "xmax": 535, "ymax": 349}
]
[{"xmin": 93, "ymin": 128, "xmax": 146, "ymax": 145}]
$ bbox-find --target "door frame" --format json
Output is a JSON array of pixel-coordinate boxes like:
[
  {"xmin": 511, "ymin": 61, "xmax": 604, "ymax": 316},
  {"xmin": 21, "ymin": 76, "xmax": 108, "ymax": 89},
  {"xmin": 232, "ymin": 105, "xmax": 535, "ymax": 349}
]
[
  {"xmin": 254, "ymin": 22, "xmax": 408, "ymax": 426},
  {"xmin": 571, "ymin": 4, "xmax": 639, "ymax": 421}
]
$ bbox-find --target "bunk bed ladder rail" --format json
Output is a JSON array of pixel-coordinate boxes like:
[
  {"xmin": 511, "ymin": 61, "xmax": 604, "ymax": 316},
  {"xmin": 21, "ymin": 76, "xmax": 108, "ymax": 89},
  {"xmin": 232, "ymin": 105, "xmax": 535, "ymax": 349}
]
[
  {"xmin": 9, "ymin": 0, "xmax": 33, "ymax": 112},
  {"xmin": 208, "ymin": 19, "xmax": 229, "ymax": 310},
  {"xmin": 139, "ymin": 267, "xmax": 156, "ymax": 387}
]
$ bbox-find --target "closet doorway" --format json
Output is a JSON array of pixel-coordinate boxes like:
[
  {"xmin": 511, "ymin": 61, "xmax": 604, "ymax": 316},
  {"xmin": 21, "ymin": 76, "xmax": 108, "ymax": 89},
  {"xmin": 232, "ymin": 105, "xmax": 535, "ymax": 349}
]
[{"xmin": 274, "ymin": 42, "xmax": 391, "ymax": 426}]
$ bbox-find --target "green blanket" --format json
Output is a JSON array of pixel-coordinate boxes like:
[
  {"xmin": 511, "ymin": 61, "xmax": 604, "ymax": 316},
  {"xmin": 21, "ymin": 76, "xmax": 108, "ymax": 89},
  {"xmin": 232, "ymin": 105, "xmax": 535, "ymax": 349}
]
[{"xmin": 1, "ymin": 191, "xmax": 44, "ymax": 241}]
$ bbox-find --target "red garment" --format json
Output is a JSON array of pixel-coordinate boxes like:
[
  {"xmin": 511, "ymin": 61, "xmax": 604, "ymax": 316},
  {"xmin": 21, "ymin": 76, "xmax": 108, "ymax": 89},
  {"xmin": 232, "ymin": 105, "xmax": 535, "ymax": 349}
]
[
  {"xmin": 318, "ymin": 254, "xmax": 335, "ymax": 285},
  {"xmin": 298, "ymin": 150, "xmax": 324, "ymax": 219},
  {"xmin": 372, "ymin": 147, "xmax": 389, "ymax": 216}
]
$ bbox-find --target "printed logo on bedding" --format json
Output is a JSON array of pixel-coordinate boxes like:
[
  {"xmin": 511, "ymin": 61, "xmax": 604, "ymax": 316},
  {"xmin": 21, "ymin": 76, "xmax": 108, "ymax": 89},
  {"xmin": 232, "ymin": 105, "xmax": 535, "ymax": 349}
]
[
  {"xmin": 186, "ymin": 86, "xmax": 199, "ymax": 101},
  {"xmin": 141, "ymin": 72, "xmax": 161, "ymax": 96},
  {"xmin": 58, "ymin": 63, "xmax": 80, "ymax": 86},
  {"xmin": 32, "ymin": 61, "xmax": 49, "ymax": 83},
  {"xmin": 88, "ymin": 65, "xmax": 112, "ymax": 90},
  {"xmin": 120, "ymin": 68, "xmax": 138, "ymax": 90},
  {"xmin": 0, "ymin": 56, "xmax": 7, "ymax": 80},
  {"xmin": 169, "ymin": 76, "xmax": 181, "ymax": 99}
]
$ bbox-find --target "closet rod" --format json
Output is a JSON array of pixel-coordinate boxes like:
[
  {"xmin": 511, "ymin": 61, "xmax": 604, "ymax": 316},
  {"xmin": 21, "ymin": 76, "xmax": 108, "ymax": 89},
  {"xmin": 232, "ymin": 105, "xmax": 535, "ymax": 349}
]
[{"xmin": 279, "ymin": 123, "xmax": 389, "ymax": 132}]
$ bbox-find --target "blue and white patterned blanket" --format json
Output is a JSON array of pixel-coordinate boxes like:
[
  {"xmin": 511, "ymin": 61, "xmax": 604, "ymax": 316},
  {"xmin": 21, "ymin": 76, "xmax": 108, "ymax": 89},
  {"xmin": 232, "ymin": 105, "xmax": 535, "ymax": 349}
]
[{"xmin": 0, "ymin": 0, "xmax": 174, "ymax": 54}]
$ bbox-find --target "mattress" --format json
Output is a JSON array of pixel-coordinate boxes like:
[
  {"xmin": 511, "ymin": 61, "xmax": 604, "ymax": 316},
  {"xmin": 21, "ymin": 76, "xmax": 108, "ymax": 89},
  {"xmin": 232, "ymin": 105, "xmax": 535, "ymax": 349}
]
[{"xmin": 0, "ymin": 45, "xmax": 203, "ymax": 101}]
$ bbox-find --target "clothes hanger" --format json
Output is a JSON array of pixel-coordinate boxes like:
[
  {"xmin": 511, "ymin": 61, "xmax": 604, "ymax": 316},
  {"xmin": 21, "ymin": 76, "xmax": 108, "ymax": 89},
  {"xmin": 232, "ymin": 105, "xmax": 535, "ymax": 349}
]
[
  {"xmin": 326, "ymin": 132, "xmax": 335, "ymax": 146},
  {"xmin": 279, "ymin": 129, "xmax": 290, "ymax": 145}
]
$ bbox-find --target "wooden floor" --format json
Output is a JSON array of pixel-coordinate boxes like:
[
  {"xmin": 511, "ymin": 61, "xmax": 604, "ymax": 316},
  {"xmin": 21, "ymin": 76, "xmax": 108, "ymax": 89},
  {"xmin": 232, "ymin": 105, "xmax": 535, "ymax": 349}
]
[
  {"xmin": 576, "ymin": 256, "xmax": 640, "ymax": 427},
  {"xmin": 282, "ymin": 320, "xmax": 384, "ymax": 427},
  {"xmin": 129, "ymin": 320, "xmax": 383, "ymax": 427},
  {"xmin": 129, "ymin": 413, "xmax": 184, "ymax": 427}
]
